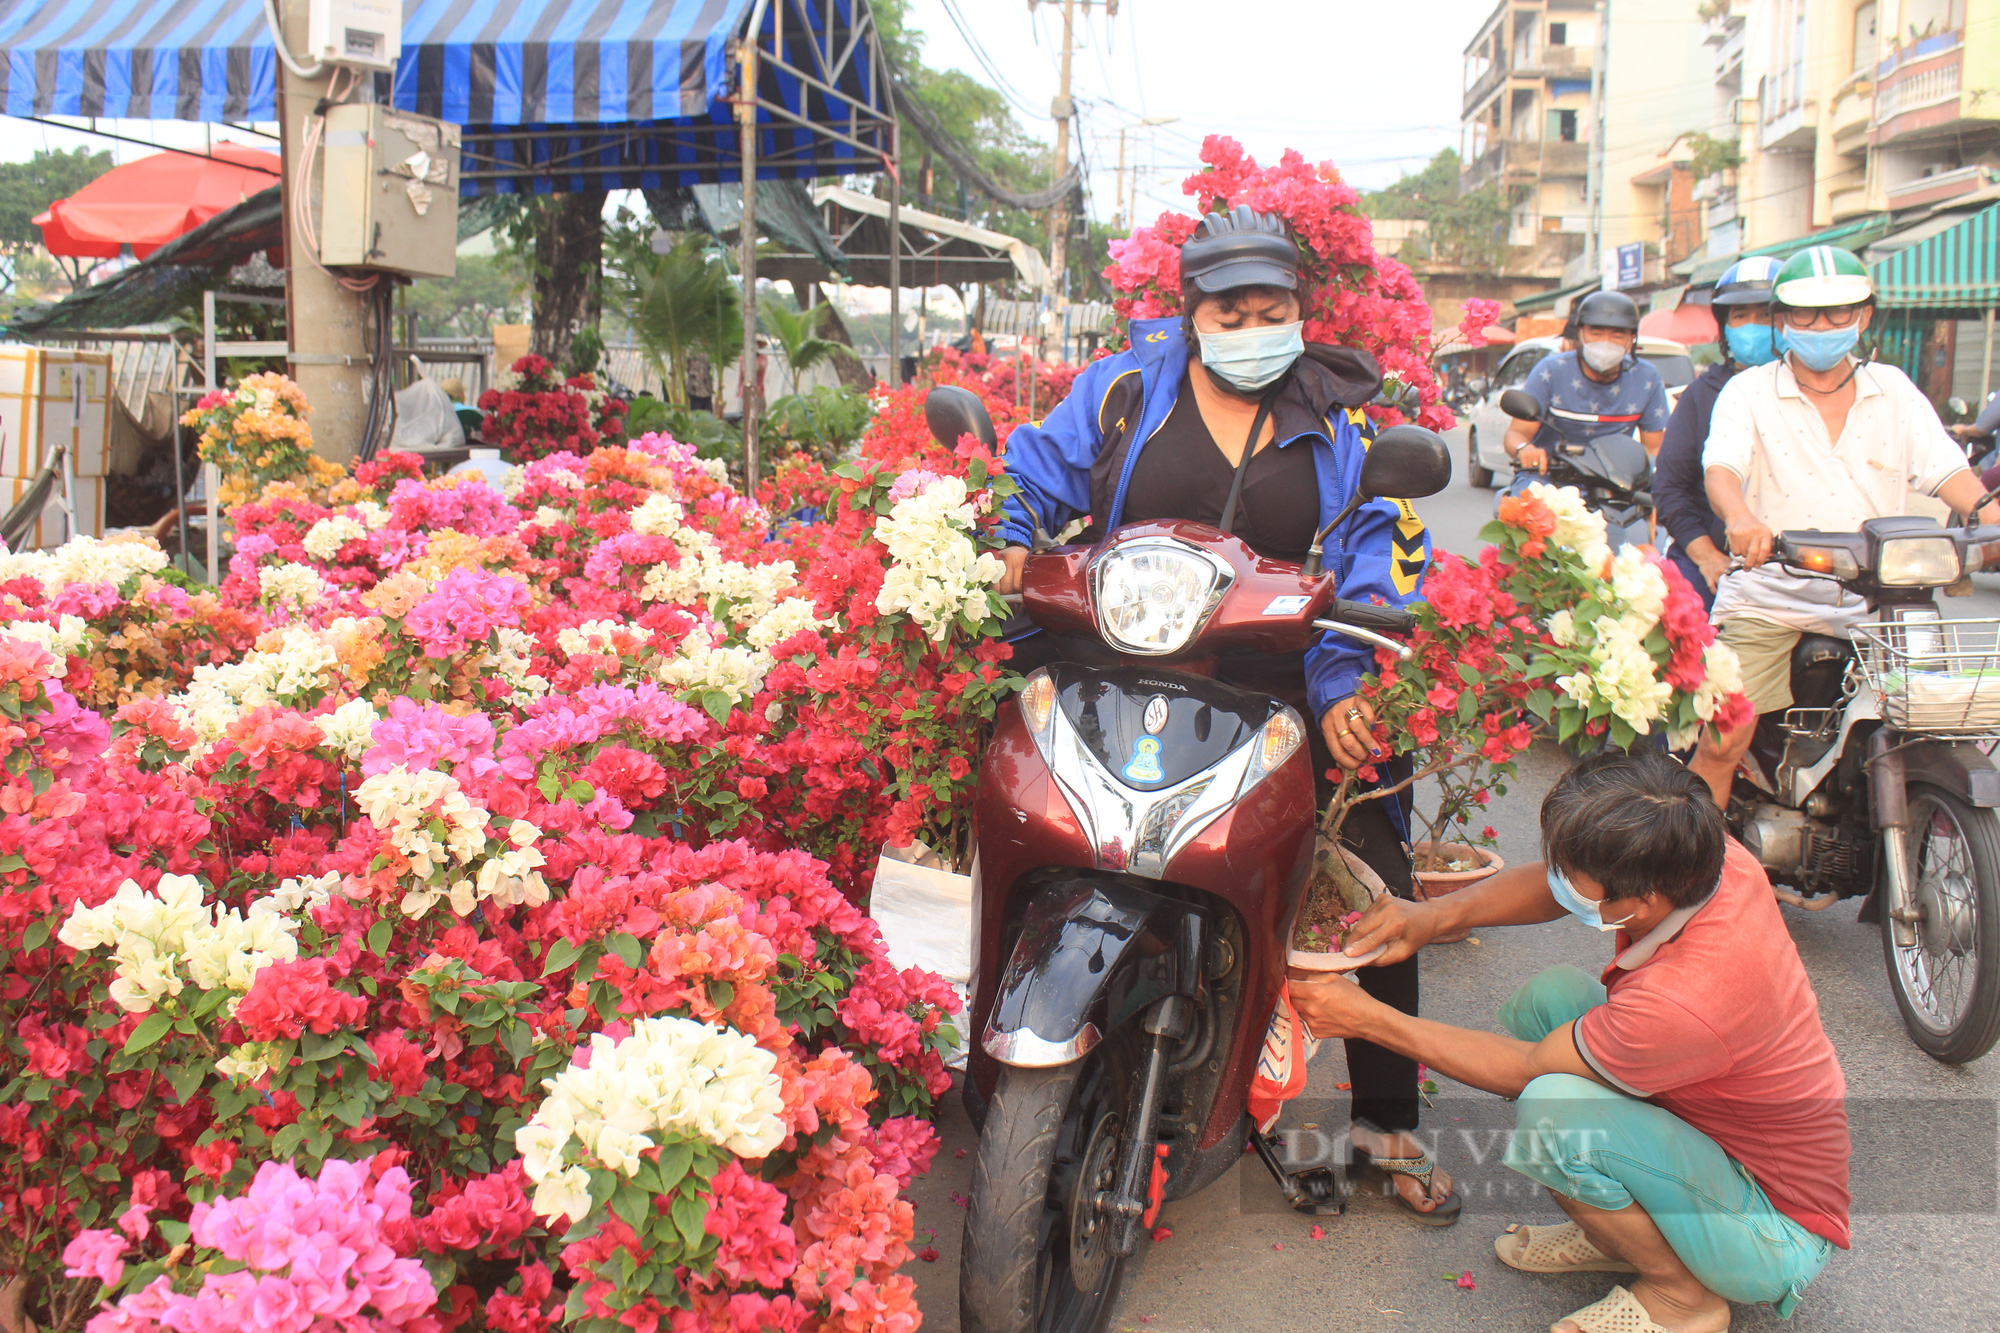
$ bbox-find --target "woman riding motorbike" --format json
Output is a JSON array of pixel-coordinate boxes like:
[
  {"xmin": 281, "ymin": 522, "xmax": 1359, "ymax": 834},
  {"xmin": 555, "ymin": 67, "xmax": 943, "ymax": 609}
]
[{"xmin": 991, "ymin": 205, "xmax": 1460, "ymax": 1223}]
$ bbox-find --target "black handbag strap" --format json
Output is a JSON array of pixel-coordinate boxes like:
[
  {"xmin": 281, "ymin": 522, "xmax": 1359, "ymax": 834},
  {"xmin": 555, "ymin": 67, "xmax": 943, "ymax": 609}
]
[{"xmin": 1217, "ymin": 391, "xmax": 1280, "ymax": 536}]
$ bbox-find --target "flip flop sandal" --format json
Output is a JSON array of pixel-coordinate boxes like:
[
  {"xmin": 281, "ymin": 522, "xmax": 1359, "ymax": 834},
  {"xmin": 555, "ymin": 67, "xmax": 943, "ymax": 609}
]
[
  {"xmin": 1551, "ymin": 1285, "xmax": 1728, "ymax": 1333},
  {"xmin": 1495, "ymin": 1221, "xmax": 1638, "ymax": 1274},
  {"xmin": 1347, "ymin": 1146, "xmax": 1462, "ymax": 1227}
]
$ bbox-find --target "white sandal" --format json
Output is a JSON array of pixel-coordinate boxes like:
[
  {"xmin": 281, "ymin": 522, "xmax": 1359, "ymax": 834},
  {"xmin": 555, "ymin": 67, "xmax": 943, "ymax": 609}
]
[
  {"xmin": 1551, "ymin": 1285, "xmax": 1729, "ymax": 1333},
  {"xmin": 1495, "ymin": 1221, "xmax": 1638, "ymax": 1274}
]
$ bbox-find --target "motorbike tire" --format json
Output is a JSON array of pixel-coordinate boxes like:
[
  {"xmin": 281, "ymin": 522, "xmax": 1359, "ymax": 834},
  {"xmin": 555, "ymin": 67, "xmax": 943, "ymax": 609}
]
[
  {"xmin": 1881, "ymin": 783, "xmax": 2000, "ymax": 1064},
  {"xmin": 1466, "ymin": 429, "xmax": 1495, "ymax": 488},
  {"xmin": 960, "ymin": 1046, "xmax": 1132, "ymax": 1333}
]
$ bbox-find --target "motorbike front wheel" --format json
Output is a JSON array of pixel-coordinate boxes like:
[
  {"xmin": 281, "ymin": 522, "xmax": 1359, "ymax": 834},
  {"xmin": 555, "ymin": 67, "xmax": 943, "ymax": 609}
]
[
  {"xmin": 960, "ymin": 1039, "xmax": 1137, "ymax": 1333},
  {"xmin": 1882, "ymin": 783, "xmax": 2000, "ymax": 1063}
]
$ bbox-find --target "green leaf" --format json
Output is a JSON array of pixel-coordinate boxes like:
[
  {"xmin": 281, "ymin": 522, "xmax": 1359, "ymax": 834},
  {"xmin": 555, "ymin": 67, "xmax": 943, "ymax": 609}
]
[
  {"xmin": 123, "ymin": 1012, "xmax": 174, "ymax": 1054},
  {"xmin": 537, "ymin": 773, "xmax": 563, "ymax": 803},
  {"xmin": 1556, "ymin": 708, "xmax": 1582, "ymax": 744},
  {"xmin": 707, "ymin": 979, "xmax": 735, "ymax": 1010},
  {"xmin": 367, "ymin": 920, "xmax": 393, "ymax": 956},
  {"xmin": 610, "ymin": 1180, "xmax": 651, "ymax": 1230},
  {"xmin": 606, "ymin": 932, "xmax": 643, "ymax": 969},
  {"xmin": 166, "ymin": 1059, "xmax": 207, "ymax": 1104},
  {"xmin": 0, "ymin": 853, "xmax": 26, "ymax": 872},
  {"xmin": 1455, "ymin": 662, "xmax": 1480, "ymax": 685},
  {"xmin": 564, "ymin": 779, "xmax": 596, "ymax": 803},
  {"xmin": 654, "ymin": 1140, "xmax": 693, "ymax": 1193},
  {"xmin": 700, "ymin": 690, "xmax": 735, "ymax": 725},
  {"xmin": 1525, "ymin": 688, "xmax": 1556, "ymax": 718},
  {"xmin": 155, "ymin": 1219, "xmax": 191, "ymax": 1246},
  {"xmin": 302, "ymin": 1031, "xmax": 345, "ymax": 1063},
  {"xmin": 671, "ymin": 1191, "xmax": 709, "ymax": 1249},
  {"xmin": 21, "ymin": 918, "xmax": 49, "ymax": 951},
  {"xmin": 542, "ymin": 938, "xmax": 585, "ymax": 977}
]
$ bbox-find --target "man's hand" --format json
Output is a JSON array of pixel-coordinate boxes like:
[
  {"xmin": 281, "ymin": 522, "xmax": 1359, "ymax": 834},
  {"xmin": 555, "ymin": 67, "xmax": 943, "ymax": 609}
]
[
  {"xmin": 1321, "ymin": 696, "xmax": 1384, "ymax": 771},
  {"xmin": 1724, "ymin": 514, "xmax": 1774, "ymax": 568},
  {"xmin": 1288, "ymin": 973, "xmax": 1379, "ymax": 1041},
  {"xmin": 1340, "ymin": 894, "xmax": 1443, "ymax": 967},
  {"xmin": 1685, "ymin": 536, "xmax": 1732, "ymax": 591},
  {"xmin": 995, "ymin": 546, "xmax": 1029, "ymax": 595},
  {"xmin": 1515, "ymin": 443, "xmax": 1548, "ymax": 473}
]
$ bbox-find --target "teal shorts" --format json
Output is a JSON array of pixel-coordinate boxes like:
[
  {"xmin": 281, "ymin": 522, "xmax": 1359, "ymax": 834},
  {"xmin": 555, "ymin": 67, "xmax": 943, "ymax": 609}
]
[{"xmin": 1497, "ymin": 966, "xmax": 1835, "ymax": 1319}]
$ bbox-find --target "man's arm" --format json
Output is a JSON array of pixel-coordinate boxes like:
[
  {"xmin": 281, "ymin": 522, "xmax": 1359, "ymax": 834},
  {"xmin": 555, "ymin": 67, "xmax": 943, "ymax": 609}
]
[
  {"xmin": 1640, "ymin": 428, "xmax": 1664, "ymax": 455},
  {"xmin": 1933, "ymin": 468, "xmax": 2000, "ymax": 524},
  {"xmin": 1705, "ymin": 463, "xmax": 1771, "ymax": 567},
  {"xmin": 1341, "ymin": 858, "xmax": 1566, "ymax": 964},
  {"xmin": 1288, "ymin": 977, "xmax": 1601, "ymax": 1098}
]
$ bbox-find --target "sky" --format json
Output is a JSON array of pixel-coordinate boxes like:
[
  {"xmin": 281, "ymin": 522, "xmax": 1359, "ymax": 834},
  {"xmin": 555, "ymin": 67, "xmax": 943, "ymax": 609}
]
[
  {"xmin": 1, "ymin": 0, "xmax": 1498, "ymax": 211},
  {"xmin": 901, "ymin": 0, "xmax": 1501, "ymax": 217}
]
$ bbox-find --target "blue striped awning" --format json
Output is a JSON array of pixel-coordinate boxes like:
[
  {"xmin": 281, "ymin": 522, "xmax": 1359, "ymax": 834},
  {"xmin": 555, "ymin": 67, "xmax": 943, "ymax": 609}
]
[
  {"xmin": 1871, "ymin": 204, "xmax": 2000, "ymax": 311},
  {"xmin": 0, "ymin": 0, "xmax": 890, "ymax": 193}
]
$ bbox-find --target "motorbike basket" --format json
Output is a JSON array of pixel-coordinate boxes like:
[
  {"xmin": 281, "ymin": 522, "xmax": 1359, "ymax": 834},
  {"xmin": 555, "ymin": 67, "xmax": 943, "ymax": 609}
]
[{"xmin": 1851, "ymin": 618, "xmax": 2000, "ymax": 736}]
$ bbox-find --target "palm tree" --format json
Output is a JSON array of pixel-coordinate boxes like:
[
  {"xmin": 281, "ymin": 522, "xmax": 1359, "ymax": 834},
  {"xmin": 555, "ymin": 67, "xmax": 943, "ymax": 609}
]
[
  {"xmin": 611, "ymin": 233, "xmax": 742, "ymax": 406},
  {"xmin": 757, "ymin": 295, "xmax": 841, "ymax": 395}
]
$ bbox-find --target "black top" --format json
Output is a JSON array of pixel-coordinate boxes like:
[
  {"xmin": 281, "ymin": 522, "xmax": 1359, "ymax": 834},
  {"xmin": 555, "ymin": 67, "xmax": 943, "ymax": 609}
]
[
  {"xmin": 1116, "ymin": 372, "xmax": 1322, "ymax": 561},
  {"xmin": 1654, "ymin": 361, "xmax": 1736, "ymax": 553}
]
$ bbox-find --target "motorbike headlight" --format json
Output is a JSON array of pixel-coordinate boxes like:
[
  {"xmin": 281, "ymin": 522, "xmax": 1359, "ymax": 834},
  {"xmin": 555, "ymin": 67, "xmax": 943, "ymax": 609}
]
[
  {"xmin": 1877, "ymin": 537, "xmax": 1961, "ymax": 587},
  {"xmin": 1091, "ymin": 538, "xmax": 1232, "ymax": 656}
]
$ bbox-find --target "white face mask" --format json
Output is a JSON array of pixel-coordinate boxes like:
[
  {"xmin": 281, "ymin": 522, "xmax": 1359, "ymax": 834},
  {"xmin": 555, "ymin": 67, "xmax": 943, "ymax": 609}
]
[
  {"xmin": 1580, "ymin": 340, "xmax": 1627, "ymax": 374},
  {"xmin": 1198, "ymin": 320, "xmax": 1304, "ymax": 393}
]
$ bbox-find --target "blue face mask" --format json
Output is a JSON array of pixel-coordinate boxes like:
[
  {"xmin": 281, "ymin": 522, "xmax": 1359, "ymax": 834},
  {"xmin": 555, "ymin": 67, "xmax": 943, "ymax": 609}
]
[
  {"xmin": 1547, "ymin": 864, "xmax": 1636, "ymax": 933},
  {"xmin": 1784, "ymin": 325, "xmax": 1860, "ymax": 373},
  {"xmin": 1724, "ymin": 321, "xmax": 1779, "ymax": 367},
  {"xmin": 1198, "ymin": 320, "xmax": 1304, "ymax": 393}
]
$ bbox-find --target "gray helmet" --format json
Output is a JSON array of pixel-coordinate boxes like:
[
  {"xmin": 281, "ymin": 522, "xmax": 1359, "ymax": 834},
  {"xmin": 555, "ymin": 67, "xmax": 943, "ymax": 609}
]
[
  {"xmin": 1178, "ymin": 205, "xmax": 1299, "ymax": 295},
  {"xmin": 1571, "ymin": 289, "xmax": 1641, "ymax": 333}
]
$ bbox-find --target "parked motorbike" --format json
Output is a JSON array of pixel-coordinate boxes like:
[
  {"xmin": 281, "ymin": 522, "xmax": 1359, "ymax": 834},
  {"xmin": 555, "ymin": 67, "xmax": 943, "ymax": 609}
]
[
  {"xmin": 923, "ymin": 387, "xmax": 1453, "ymax": 1333},
  {"xmin": 1497, "ymin": 387, "xmax": 1654, "ymax": 550},
  {"xmin": 1726, "ymin": 516, "xmax": 2000, "ymax": 1064}
]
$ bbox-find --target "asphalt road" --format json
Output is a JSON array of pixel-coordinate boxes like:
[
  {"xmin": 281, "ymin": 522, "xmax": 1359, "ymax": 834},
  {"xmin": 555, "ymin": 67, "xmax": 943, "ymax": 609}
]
[{"xmin": 899, "ymin": 432, "xmax": 2000, "ymax": 1333}]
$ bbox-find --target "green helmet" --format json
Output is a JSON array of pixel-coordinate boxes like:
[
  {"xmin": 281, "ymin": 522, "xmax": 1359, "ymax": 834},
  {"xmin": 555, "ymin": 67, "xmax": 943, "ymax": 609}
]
[{"xmin": 1772, "ymin": 245, "xmax": 1872, "ymax": 308}]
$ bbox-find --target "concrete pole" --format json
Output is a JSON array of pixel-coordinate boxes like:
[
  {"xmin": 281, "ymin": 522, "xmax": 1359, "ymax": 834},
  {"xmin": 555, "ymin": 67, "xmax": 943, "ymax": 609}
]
[
  {"xmin": 738, "ymin": 40, "xmax": 762, "ymax": 491},
  {"xmin": 1046, "ymin": 0, "xmax": 1077, "ymax": 307},
  {"xmin": 1115, "ymin": 127, "xmax": 1127, "ymax": 231},
  {"xmin": 278, "ymin": 0, "xmax": 370, "ymax": 466},
  {"xmin": 1586, "ymin": 0, "xmax": 1610, "ymax": 282},
  {"xmin": 888, "ymin": 124, "xmax": 902, "ymax": 387},
  {"xmin": 1982, "ymin": 307, "xmax": 1995, "ymax": 405}
]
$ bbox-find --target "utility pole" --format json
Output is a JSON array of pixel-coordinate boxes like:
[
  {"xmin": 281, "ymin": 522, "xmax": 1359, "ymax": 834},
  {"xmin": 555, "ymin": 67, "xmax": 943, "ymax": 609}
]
[
  {"xmin": 1045, "ymin": 0, "xmax": 1079, "ymax": 310},
  {"xmin": 737, "ymin": 36, "xmax": 762, "ymax": 491},
  {"xmin": 1114, "ymin": 126, "xmax": 1127, "ymax": 231},
  {"xmin": 278, "ymin": 0, "xmax": 371, "ymax": 465},
  {"xmin": 1586, "ymin": 0, "xmax": 1611, "ymax": 286}
]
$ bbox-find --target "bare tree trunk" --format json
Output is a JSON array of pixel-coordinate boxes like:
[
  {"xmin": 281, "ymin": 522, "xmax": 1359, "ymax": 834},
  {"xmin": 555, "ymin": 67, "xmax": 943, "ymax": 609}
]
[
  {"xmin": 529, "ymin": 192, "xmax": 606, "ymax": 371},
  {"xmin": 812, "ymin": 288, "xmax": 878, "ymax": 391}
]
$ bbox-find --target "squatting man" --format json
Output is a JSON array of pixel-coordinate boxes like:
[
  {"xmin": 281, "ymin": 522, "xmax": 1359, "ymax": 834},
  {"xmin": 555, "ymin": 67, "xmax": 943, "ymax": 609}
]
[{"xmin": 1291, "ymin": 751, "xmax": 1849, "ymax": 1333}]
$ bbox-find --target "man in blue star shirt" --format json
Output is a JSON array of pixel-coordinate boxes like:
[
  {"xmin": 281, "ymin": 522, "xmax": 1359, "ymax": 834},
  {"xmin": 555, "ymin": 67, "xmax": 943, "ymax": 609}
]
[{"xmin": 1502, "ymin": 291, "xmax": 1669, "ymax": 495}]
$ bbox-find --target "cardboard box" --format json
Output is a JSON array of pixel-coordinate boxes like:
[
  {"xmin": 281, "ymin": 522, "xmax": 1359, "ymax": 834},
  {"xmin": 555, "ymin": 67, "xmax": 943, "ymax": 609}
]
[
  {"xmin": 0, "ymin": 346, "xmax": 112, "ymax": 478},
  {"xmin": 0, "ymin": 475, "xmax": 105, "ymax": 551}
]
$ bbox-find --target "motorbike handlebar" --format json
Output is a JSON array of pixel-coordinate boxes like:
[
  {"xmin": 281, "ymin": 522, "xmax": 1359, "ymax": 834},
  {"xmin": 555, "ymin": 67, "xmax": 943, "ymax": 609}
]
[{"xmin": 1325, "ymin": 599, "xmax": 1415, "ymax": 633}]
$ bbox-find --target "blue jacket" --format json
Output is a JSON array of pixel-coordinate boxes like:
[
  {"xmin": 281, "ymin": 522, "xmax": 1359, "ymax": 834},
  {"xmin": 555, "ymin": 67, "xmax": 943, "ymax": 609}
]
[
  {"xmin": 997, "ymin": 318, "xmax": 1430, "ymax": 723},
  {"xmin": 1654, "ymin": 362, "xmax": 1734, "ymax": 555}
]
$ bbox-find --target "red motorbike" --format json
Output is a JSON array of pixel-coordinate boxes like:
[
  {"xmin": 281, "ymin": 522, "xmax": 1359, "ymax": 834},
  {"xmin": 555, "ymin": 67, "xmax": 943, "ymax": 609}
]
[{"xmin": 922, "ymin": 388, "xmax": 1453, "ymax": 1333}]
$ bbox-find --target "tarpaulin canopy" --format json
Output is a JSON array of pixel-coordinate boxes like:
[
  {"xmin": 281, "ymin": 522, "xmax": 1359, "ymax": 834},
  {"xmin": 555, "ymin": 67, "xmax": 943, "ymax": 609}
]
[
  {"xmin": 35, "ymin": 143, "xmax": 278, "ymax": 258},
  {"xmin": 5, "ymin": 183, "xmax": 282, "ymax": 338},
  {"xmin": 1639, "ymin": 301, "xmax": 1718, "ymax": 346},
  {"xmin": 0, "ymin": 0, "xmax": 895, "ymax": 195},
  {"xmin": 758, "ymin": 185, "xmax": 1046, "ymax": 290},
  {"xmin": 1871, "ymin": 203, "xmax": 2000, "ymax": 313}
]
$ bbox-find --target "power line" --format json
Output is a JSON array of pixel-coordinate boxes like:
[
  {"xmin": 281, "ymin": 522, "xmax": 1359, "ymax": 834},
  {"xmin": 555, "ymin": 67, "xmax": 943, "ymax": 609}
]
[{"xmin": 935, "ymin": 0, "xmax": 1046, "ymax": 122}]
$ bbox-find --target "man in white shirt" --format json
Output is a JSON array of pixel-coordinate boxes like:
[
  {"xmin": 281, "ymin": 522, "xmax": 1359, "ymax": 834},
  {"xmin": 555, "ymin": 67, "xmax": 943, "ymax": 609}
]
[{"xmin": 1691, "ymin": 246, "xmax": 1998, "ymax": 806}]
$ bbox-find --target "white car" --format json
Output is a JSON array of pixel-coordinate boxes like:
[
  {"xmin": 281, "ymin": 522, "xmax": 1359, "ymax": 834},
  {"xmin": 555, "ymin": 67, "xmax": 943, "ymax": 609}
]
[{"xmin": 1462, "ymin": 336, "xmax": 1697, "ymax": 488}]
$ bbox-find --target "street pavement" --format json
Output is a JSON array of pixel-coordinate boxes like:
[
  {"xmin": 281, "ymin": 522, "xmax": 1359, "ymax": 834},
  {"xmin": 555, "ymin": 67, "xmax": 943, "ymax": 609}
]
[{"xmin": 899, "ymin": 428, "xmax": 2000, "ymax": 1332}]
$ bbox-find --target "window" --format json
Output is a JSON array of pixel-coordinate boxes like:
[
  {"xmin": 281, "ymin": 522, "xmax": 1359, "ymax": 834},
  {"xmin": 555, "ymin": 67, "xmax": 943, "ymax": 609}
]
[
  {"xmin": 1497, "ymin": 348, "xmax": 1551, "ymax": 388},
  {"xmin": 1549, "ymin": 22, "xmax": 1567, "ymax": 45},
  {"xmin": 1547, "ymin": 109, "xmax": 1579, "ymax": 142},
  {"xmin": 1852, "ymin": 3, "xmax": 1877, "ymax": 72}
]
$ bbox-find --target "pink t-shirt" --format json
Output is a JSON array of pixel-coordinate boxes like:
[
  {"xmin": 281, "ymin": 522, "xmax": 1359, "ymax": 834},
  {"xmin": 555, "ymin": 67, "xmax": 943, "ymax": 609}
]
[{"xmin": 1573, "ymin": 840, "xmax": 1851, "ymax": 1248}]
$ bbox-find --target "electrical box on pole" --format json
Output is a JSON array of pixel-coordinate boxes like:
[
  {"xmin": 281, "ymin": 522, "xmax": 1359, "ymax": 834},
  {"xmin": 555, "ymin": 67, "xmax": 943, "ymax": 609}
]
[
  {"xmin": 319, "ymin": 104, "xmax": 460, "ymax": 278},
  {"xmin": 307, "ymin": 0, "xmax": 402, "ymax": 71}
]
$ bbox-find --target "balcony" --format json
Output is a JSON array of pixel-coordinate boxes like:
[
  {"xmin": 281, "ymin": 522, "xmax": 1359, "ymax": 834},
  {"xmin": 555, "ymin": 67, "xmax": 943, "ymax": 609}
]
[
  {"xmin": 1827, "ymin": 182, "xmax": 1873, "ymax": 221},
  {"xmin": 1460, "ymin": 140, "xmax": 1592, "ymax": 193},
  {"xmin": 1464, "ymin": 57, "xmax": 1508, "ymax": 118},
  {"xmin": 1872, "ymin": 36, "xmax": 1964, "ymax": 145},
  {"xmin": 1885, "ymin": 164, "xmax": 1998, "ymax": 210},
  {"xmin": 1760, "ymin": 98, "xmax": 1816, "ymax": 152},
  {"xmin": 1829, "ymin": 79, "xmax": 1872, "ymax": 153}
]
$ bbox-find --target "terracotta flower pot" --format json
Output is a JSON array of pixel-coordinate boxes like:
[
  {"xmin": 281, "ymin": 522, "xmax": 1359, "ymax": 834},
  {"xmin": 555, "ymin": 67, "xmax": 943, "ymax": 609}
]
[{"xmin": 1410, "ymin": 842, "xmax": 1505, "ymax": 944}]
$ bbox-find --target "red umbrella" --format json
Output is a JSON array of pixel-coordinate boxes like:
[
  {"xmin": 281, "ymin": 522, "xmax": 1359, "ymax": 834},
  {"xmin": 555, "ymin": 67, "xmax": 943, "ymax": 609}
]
[
  {"xmin": 34, "ymin": 145, "xmax": 281, "ymax": 260},
  {"xmin": 1639, "ymin": 300, "xmax": 1719, "ymax": 347}
]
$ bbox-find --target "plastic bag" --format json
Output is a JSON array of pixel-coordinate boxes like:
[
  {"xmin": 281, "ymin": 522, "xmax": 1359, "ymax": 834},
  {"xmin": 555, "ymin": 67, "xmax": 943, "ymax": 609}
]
[
  {"xmin": 1247, "ymin": 982, "xmax": 1320, "ymax": 1133},
  {"xmin": 390, "ymin": 378, "xmax": 466, "ymax": 451}
]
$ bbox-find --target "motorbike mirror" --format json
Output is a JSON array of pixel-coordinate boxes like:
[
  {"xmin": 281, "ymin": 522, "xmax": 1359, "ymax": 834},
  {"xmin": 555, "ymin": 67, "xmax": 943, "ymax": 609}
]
[
  {"xmin": 1499, "ymin": 388, "xmax": 1544, "ymax": 422},
  {"xmin": 1948, "ymin": 395, "xmax": 1970, "ymax": 418},
  {"xmin": 923, "ymin": 385, "xmax": 997, "ymax": 451},
  {"xmin": 1361, "ymin": 425, "xmax": 1453, "ymax": 501}
]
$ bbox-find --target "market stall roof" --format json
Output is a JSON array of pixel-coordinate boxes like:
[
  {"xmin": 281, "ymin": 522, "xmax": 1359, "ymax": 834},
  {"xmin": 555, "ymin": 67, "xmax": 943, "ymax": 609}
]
[
  {"xmin": 0, "ymin": 0, "xmax": 894, "ymax": 194},
  {"xmin": 755, "ymin": 185, "xmax": 1047, "ymax": 290},
  {"xmin": 1673, "ymin": 214, "xmax": 1893, "ymax": 288},
  {"xmin": 1869, "ymin": 203, "xmax": 2000, "ymax": 312},
  {"xmin": 34, "ymin": 144, "xmax": 278, "ymax": 259}
]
